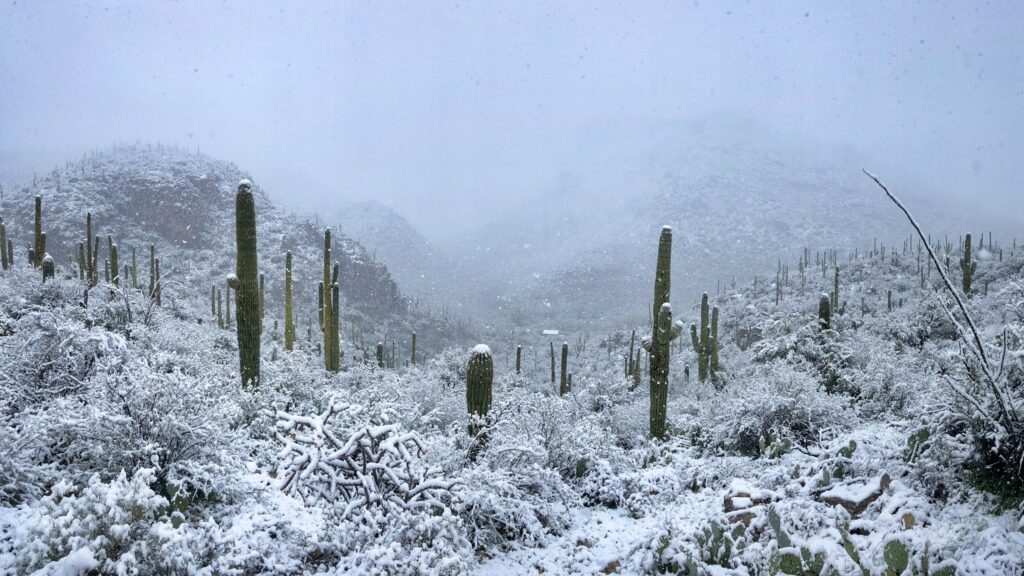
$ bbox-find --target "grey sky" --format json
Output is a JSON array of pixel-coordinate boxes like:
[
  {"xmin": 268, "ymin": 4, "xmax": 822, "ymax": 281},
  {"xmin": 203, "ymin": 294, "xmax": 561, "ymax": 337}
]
[{"xmin": 2, "ymin": 0, "xmax": 1022, "ymax": 235}]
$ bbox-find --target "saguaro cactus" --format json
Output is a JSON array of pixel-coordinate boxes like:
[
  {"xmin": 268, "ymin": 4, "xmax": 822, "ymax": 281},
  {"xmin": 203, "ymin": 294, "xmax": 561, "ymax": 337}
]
[
  {"xmin": 549, "ymin": 342, "xmax": 556, "ymax": 385},
  {"xmin": 0, "ymin": 218, "xmax": 8, "ymax": 270},
  {"xmin": 330, "ymin": 282, "xmax": 340, "ymax": 370},
  {"xmin": 466, "ymin": 344, "xmax": 494, "ymax": 449},
  {"xmin": 691, "ymin": 293, "xmax": 712, "ymax": 382},
  {"xmin": 284, "ymin": 251, "xmax": 295, "ymax": 352},
  {"xmin": 650, "ymin": 303, "xmax": 672, "ymax": 439},
  {"xmin": 560, "ymin": 342, "xmax": 569, "ymax": 395},
  {"xmin": 710, "ymin": 305, "xmax": 720, "ymax": 376},
  {"xmin": 41, "ymin": 253, "xmax": 54, "ymax": 282},
  {"xmin": 232, "ymin": 180, "xmax": 261, "ymax": 388},
  {"xmin": 515, "ymin": 345, "xmax": 522, "ymax": 375},
  {"xmin": 960, "ymin": 233, "xmax": 977, "ymax": 298},
  {"xmin": 376, "ymin": 341, "xmax": 385, "ymax": 368},
  {"xmin": 818, "ymin": 293, "xmax": 832, "ymax": 330},
  {"xmin": 322, "ymin": 229, "xmax": 334, "ymax": 370},
  {"xmin": 832, "ymin": 267, "xmax": 840, "ymax": 314},
  {"xmin": 130, "ymin": 246, "xmax": 138, "ymax": 289},
  {"xmin": 33, "ymin": 196, "xmax": 43, "ymax": 267},
  {"xmin": 411, "ymin": 331, "xmax": 417, "ymax": 365}
]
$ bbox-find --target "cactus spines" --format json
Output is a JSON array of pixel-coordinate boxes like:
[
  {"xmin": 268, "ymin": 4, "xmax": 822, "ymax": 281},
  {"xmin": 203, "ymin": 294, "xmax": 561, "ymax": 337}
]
[
  {"xmin": 411, "ymin": 331, "xmax": 417, "ymax": 365},
  {"xmin": 41, "ymin": 253, "xmax": 54, "ymax": 282},
  {"xmin": 650, "ymin": 302, "xmax": 672, "ymax": 439},
  {"xmin": 233, "ymin": 180, "xmax": 261, "ymax": 388},
  {"xmin": 466, "ymin": 344, "xmax": 494, "ymax": 451},
  {"xmin": 284, "ymin": 251, "xmax": 294, "ymax": 352},
  {"xmin": 818, "ymin": 293, "xmax": 832, "ymax": 330},
  {"xmin": 560, "ymin": 342, "xmax": 569, "ymax": 395},
  {"xmin": 33, "ymin": 196, "xmax": 43, "ymax": 267},
  {"xmin": 960, "ymin": 233, "xmax": 977, "ymax": 297},
  {"xmin": 515, "ymin": 344, "xmax": 522, "ymax": 375}
]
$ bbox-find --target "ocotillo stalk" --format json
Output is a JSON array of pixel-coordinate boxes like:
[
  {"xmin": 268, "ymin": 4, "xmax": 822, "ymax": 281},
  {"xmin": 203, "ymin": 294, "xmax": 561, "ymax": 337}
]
[
  {"xmin": 818, "ymin": 293, "xmax": 832, "ymax": 330},
  {"xmin": 650, "ymin": 302, "xmax": 671, "ymax": 439},
  {"xmin": 232, "ymin": 180, "xmax": 261, "ymax": 388},
  {"xmin": 466, "ymin": 344, "xmax": 493, "ymax": 456},
  {"xmin": 284, "ymin": 251, "xmax": 294, "ymax": 352},
  {"xmin": 560, "ymin": 342, "xmax": 569, "ymax": 395},
  {"xmin": 515, "ymin": 345, "xmax": 522, "ymax": 375},
  {"xmin": 33, "ymin": 196, "xmax": 43, "ymax": 267},
  {"xmin": 411, "ymin": 331, "xmax": 417, "ymax": 365}
]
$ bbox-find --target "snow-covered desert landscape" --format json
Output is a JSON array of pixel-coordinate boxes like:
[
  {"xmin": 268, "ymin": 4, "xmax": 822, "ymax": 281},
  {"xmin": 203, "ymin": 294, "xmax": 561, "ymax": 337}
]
[{"xmin": 2, "ymin": 2, "xmax": 1023, "ymax": 575}]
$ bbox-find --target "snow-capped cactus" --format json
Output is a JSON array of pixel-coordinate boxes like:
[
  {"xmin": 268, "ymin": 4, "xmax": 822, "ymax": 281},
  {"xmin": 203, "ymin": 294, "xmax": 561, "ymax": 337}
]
[
  {"xmin": 41, "ymin": 253, "xmax": 54, "ymax": 282},
  {"xmin": 466, "ymin": 344, "xmax": 493, "ymax": 454},
  {"xmin": 818, "ymin": 293, "xmax": 832, "ymax": 330},
  {"xmin": 560, "ymin": 342, "xmax": 570, "ymax": 395},
  {"xmin": 691, "ymin": 293, "xmax": 713, "ymax": 382},
  {"xmin": 233, "ymin": 180, "xmax": 261, "ymax": 388},
  {"xmin": 377, "ymin": 341, "xmax": 385, "ymax": 368}
]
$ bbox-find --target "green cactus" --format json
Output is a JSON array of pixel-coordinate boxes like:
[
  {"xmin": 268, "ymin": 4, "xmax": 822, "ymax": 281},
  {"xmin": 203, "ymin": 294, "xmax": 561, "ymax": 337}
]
[
  {"xmin": 818, "ymin": 293, "xmax": 832, "ymax": 330},
  {"xmin": 691, "ymin": 293, "xmax": 712, "ymax": 382},
  {"xmin": 549, "ymin": 341, "xmax": 556, "ymax": 386},
  {"xmin": 0, "ymin": 219, "xmax": 8, "ymax": 270},
  {"xmin": 284, "ymin": 251, "xmax": 294, "ymax": 352},
  {"xmin": 322, "ymin": 229, "xmax": 334, "ymax": 370},
  {"xmin": 466, "ymin": 344, "xmax": 494, "ymax": 453},
  {"xmin": 883, "ymin": 539, "xmax": 909, "ymax": 576},
  {"xmin": 515, "ymin": 344, "xmax": 521, "ymax": 375},
  {"xmin": 149, "ymin": 245, "xmax": 157, "ymax": 300},
  {"xmin": 232, "ymin": 180, "xmax": 261, "ymax": 388},
  {"xmin": 259, "ymin": 272, "xmax": 265, "ymax": 318},
  {"xmin": 960, "ymin": 233, "xmax": 977, "ymax": 297},
  {"xmin": 710, "ymin": 305, "xmax": 719, "ymax": 378},
  {"xmin": 559, "ymin": 342, "xmax": 569, "ymax": 395},
  {"xmin": 211, "ymin": 285, "xmax": 217, "ymax": 320},
  {"xmin": 216, "ymin": 288, "xmax": 224, "ymax": 328},
  {"xmin": 330, "ymin": 282, "xmax": 340, "ymax": 370},
  {"xmin": 650, "ymin": 302, "xmax": 672, "ymax": 439},
  {"xmin": 109, "ymin": 240, "xmax": 119, "ymax": 287},
  {"xmin": 41, "ymin": 253, "xmax": 54, "ymax": 282},
  {"xmin": 376, "ymin": 341, "xmax": 384, "ymax": 368},
  {"xmin": 832, "ymin": 266, "xmax": 840, "ymax": 314},
  {"xmin": 317, "ymin": 281, "xmax": 324, "ymax": 329},
  {"xmin": 131, "ymin": 246, "xmax": 138, "ymax": 289},
  {"xmin": 33, "ymin": 196, "xmax": 43, "ymax": 268},
  {"xmin": 412, "ymin": 331, "xmax": 418, "ymax": 365},
  {"xmin": 6, "ymin": 240, "xmax": 12, "ymax": 269},
  {"xmin": 76, "ymin": 242, "xmax": 85, "ymax": 279}
]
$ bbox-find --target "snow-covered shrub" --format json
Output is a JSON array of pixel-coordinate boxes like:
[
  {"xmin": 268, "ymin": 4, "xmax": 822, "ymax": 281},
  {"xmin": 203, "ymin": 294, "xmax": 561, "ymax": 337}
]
[
  {"xmin": 2, "ymin": 468, "xmax": 170, "ymax": 575},
  {"xmin": 455, "ymin": 464, "xmax": 574, "ymax": 550},
  {"xmin": 703, "ymin": 362, "xmax": 851, "ymax": 456}
]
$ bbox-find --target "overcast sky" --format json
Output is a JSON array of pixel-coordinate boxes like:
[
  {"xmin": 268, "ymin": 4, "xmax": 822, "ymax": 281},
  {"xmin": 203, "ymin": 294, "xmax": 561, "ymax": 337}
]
[{"xmin": 2, "ymin": 1, "xmax": 1022, "ymax": 235}]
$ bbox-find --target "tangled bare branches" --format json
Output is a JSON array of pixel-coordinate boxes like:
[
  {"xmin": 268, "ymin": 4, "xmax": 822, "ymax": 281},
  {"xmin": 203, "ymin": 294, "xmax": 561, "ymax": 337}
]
[{"xmin": 273, "ymin": 400, "xmax": 457, "ymax": 517}]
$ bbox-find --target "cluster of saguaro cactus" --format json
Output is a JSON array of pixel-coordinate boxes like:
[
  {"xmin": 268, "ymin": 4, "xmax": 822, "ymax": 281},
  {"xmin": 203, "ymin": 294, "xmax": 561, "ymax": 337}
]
[
  {"xmin": 232, "ymin": 180, "xmax": 261, "ymax": 388},
  {"xmin": 690, "ymin": 293, "xmax": 719, "ymax": 383},
  {"xmin": 284, "ymin": 251, "xmax": 295, "ymax": 351},
  {"xmin": 321, "ymin": 229, "xmax": 341, "ymax": 372},
  {"xmin": 466, "ymin": 344, "xmax": 493, "ymax": 456},
  {"xmin": 960, "ymin": 233, "xmax": 976, "ymax": 298}
]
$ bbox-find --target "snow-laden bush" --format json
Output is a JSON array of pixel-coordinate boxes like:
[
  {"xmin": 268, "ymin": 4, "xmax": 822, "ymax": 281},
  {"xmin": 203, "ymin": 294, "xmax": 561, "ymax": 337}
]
[
  {"xmin": 702, "ymin": 361, "xmax": 852, "ymax": 456},
  {"xmin": 2, "ymin": 468, "xmax": 170, "ymax": 575}
]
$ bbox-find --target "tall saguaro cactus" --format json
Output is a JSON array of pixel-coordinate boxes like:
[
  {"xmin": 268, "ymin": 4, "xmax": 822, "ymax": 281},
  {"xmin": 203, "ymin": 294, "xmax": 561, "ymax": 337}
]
[
  {"xmin": 0, "ymin": 217, "xmax": 8, "ymax": 270},
  {"xmin": 818, "ymin": 293, "xmax": 832, "ymax": 330},
  {"xmin": 33, "ymin": 196, "xmax": 43, "ymax": 267},
  {"xmin": 466, "ymin": 344, "xmax": 494, "ymax": 455},
  {"xmin": 515, "ymin": 345, "xmax": 522, "ymax": 375},
  {"xmin": 560, "ymin": 342, "xmax": 569, "ymax": 395},
  {"xmin": 232, "ymin": 180, "xmax": 261, "ymax": 388},
  {"xmin": 411, "ymin": 331, "xmax": 417, "ymax": 365},
  {"xmin": 322, "ymin": 229, "xmax": 335, "ymax": 370},
  {"xmin": 284, "ymin": 251, "xmax": 295, "ymax": 352},
  {"xmin": 650, "ymin": 303, "xmax": 672, "ymax": 439},
  {"xmin": 960, "ymin": 233, "xmax": 977, "ymax": 298}
]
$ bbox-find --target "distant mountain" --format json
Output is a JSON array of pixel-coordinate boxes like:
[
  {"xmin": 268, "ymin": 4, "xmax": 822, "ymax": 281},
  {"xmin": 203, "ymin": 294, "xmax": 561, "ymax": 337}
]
[
  {"xmin": 435, "ymin": 120, "xmax": 1017, "ymax": 333},
  {"xmin": 0, "ymin": 144, "xmax": 473, "ymax": 357}
]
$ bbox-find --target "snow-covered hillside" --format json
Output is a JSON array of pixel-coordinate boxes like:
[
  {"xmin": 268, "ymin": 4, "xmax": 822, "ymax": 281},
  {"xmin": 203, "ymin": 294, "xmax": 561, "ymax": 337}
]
[{"xmin": 2, "ymin": 176, "xmax": 1022, "ymax": 572}]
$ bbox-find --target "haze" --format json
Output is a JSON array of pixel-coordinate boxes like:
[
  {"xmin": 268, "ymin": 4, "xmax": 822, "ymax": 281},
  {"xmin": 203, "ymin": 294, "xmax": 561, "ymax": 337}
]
[{"xmin": 2, "ymin": 0, "xmax": 1022, "ymax": 237}]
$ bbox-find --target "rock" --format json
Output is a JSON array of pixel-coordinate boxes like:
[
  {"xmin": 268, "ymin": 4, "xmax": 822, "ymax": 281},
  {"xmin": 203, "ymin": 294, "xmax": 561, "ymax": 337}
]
[
  {"xmin": 820, "ymin": 473, "xmax": 891, "ymax": 518},
  {"xmin": 723, "ymin": 478, "xmax": 778, "ymax": 525}
]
